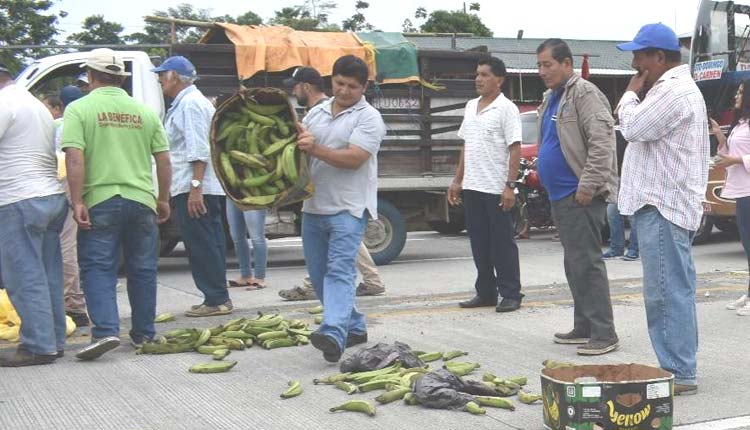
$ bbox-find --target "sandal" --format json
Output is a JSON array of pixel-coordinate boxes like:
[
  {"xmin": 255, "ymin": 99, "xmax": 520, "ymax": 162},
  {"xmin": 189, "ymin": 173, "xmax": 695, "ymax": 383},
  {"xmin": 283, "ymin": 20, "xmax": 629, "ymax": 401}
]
[
  {"xmin": 277, "ymin": 285, "xmax": 318, "ymax": 301},
  {"xmin": 245, "ymin": 282, "xmax": 267, "ymax": 291},
  {"xmin": 228, "ymin": 279, "xmax": 252, "ymax": 288}
]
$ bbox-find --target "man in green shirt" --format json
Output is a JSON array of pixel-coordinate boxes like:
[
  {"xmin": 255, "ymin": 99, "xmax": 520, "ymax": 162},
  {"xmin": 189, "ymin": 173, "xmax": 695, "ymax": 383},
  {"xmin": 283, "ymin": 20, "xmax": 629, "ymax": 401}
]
[{"xmin": 62, "ymin": 48, "xmax": 172, "ymax": 361}]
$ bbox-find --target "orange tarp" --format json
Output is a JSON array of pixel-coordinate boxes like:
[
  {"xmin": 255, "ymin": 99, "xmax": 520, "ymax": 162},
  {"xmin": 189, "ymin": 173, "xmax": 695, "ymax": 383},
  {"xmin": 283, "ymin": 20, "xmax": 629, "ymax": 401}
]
[{"xmin": 205, "ymin": 24, "xmax": 376, "ymax": 81}]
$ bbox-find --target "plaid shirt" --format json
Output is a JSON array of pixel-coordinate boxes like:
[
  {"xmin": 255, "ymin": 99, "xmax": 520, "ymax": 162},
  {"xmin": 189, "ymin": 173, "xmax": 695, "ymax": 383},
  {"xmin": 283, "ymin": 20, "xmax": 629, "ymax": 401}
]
[{"xmin": 617, "ymin": 65, "xmax": 709, "ymax": 231}]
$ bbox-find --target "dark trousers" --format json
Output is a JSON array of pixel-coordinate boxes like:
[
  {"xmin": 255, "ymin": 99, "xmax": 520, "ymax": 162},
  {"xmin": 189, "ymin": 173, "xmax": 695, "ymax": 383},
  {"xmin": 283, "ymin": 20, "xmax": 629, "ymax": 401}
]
[
  {"xmin": 736, "ymin": 196, "xmax": 750, "ymax": 291},
  {"xmin": 463, "ymin": 190, "xmax": 522, "ymax": 300},
  {"xmin": 172, "ymin": 193, "xmax": 229, "ymax": 306},
  {"xmin": 550, "ymin": 194, "xmax": 617, "ymax": 341}
]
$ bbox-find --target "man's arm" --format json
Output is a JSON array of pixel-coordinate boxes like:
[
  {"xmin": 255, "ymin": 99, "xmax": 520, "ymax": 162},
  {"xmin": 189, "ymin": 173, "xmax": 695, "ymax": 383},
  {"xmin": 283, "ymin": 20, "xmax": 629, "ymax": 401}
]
[
  {"xmin": 302, "ymin": 141, "xmax": 371, "ymax": 170},
  {"xmin": 618, "ymin": 78, "xmax": 685, "ymax": 143},
  {"xmin": 500, "ymin": 142, "xmax": 521, "ymax": 211},
  {"xmin": 0, "ymin": 104, "xmax": 12, "ymax": 141},
  {"xmin": 183, "ymin": 103, "xmax": 211, "ymax": 217},
  {"xmin": 296, "ymin": 112, "xmax": 382, "ymax": 169},
  {"xmin": 448, "ymin": 146, "xmax": 465, "ymax": 206},
  {"xmin": 64, "ymin": 148, "xmax": 91, "ymax": 229},
  {"xmin": 153, "ymin": 150, "xmax": 172, "ymax": 224},
  {"xmin": 576, "ymin": 89, "xmax": 616, "ymax": 200}
]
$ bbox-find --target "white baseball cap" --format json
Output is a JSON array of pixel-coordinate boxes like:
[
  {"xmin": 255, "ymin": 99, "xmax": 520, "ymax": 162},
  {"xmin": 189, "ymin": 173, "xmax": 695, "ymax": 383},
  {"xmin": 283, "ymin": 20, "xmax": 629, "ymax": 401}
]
[{"xmin": 80, "ymin": 48, "xmax": 131, "ymax": 76}]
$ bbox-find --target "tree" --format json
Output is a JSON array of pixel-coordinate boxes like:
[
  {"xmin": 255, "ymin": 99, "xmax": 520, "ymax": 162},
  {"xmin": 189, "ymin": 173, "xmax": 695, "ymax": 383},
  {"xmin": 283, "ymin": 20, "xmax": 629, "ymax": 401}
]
[
  {"xmin": 420, "ymin": 10, "xmax": 493, "ymax": 37},
  {"xmin": 402, "ymin": 19, "xmax": 417, "ymax": 33},
  {"xmin": 269, "ymin": 1, "xmax": 339, "ymax": 31},
  {"xmin": 342, "ymin": 1, "xmax": 374, "ymax": 32},
  {"xmin": 0, "ymin": 0, "xmax": 62, "ymax": 72},
  {"xmin": 126, "ymin": 3, "xmax": 213, "ymax": 45},
  {"xmin": 67, "ymin": 15, "xmax": 125, "ymax": 45},
  {"xmin": 214, "ymin": 10, "xmax": 263, "ymax": 26},
  {"xmin": 469, "ymin": 3, "xmax": 480, "ymax": 12}
]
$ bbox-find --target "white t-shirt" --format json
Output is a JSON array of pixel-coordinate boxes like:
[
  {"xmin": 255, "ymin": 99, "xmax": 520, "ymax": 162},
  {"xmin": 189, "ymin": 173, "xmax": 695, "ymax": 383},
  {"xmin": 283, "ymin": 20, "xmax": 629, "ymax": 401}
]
[
  {"xmin": 458, "ymin": 94, "xmax": 522, "ymax": 195},
  {"xmin": 0, "ymin": 84, "xmax": 63, "ymax": 207}
]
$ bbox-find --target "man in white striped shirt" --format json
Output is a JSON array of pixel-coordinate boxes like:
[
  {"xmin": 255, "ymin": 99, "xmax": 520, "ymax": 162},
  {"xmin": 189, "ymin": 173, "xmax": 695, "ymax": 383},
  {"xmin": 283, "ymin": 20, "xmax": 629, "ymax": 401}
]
[{"xmin": 617, "ymin": 23, "xmax": 709, "ymax": 396}]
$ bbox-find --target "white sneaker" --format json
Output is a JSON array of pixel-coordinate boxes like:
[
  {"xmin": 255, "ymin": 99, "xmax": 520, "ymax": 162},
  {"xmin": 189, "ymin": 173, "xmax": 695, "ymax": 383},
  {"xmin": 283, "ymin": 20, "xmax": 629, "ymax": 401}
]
[
  {"xmin": 737, "ymin": 301, "xmax": 750, "ymax": 316},
  {"xmin": 726, "ymin": 294, "xmax": 748, "ymax": 310}
]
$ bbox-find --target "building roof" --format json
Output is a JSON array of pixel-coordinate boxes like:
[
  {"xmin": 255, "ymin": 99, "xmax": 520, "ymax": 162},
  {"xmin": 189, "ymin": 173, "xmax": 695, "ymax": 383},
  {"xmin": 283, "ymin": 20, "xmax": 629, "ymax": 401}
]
[{"xmin": 405, "ymin": 35, "xmax": 636, "ymax": 75}]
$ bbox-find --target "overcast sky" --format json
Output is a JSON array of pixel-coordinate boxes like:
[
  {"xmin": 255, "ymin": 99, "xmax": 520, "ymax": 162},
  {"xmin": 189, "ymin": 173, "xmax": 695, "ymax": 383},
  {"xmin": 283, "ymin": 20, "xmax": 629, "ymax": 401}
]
[{"xmin": 53, "ymin": 0, "xmax": 701, "ymax": 41}]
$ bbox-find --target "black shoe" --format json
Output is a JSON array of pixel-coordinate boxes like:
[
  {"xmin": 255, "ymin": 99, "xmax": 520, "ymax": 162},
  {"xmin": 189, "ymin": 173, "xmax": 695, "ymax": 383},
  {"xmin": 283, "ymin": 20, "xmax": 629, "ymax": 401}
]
[
  {"xmin": 496, "ymin": 297, "xmax": 522, "ymax": 313},
  {"xmin": 310, "ymin": 332, "xmax": 342, "ymax": 363},
  {"xmin": 1, "ymin": 345, "xmax": 57, "ymax": 367},
  {"xmin": 75, "ymin": 336, "xmax": 120, "ymax": 361},
  {"xmin": 577, "ymin": 338, "xmax": 619, "ymax": 356},
  {"xmin": 67, "ymin": 312, "xmax": 90, "ymax": 327},
  {"xmin": 553, "ymin": 329, "xmax": 591, "ymax": 345},
  {"xmin": 346, "ymin": 332, "xmax": 368, "ymax": 348},
  {"xmin": 57, "ymin": 350, "xmax": 64, "ymax": 358},
  {"xmin": 459, "ymin": 296, "xmax": 497, "ymax": 308},
  {"xmin": 674, "ymin": 383, "xmax": 698, "ymax": 396}
]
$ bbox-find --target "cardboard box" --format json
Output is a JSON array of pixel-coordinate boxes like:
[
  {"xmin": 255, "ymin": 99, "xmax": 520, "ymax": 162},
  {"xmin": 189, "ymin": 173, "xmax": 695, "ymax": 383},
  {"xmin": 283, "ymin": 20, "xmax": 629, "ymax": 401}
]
[{"xmin": 541, "ymin": 364, "xmax": 674, "ymax": 430}]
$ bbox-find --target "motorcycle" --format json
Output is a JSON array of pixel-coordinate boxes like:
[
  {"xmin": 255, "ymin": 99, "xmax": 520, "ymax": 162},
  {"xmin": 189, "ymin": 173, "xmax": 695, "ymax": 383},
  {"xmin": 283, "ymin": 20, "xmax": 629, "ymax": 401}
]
[{"xmin": 511, "ymin": 157, "xmax": 555, "ymax": 238}]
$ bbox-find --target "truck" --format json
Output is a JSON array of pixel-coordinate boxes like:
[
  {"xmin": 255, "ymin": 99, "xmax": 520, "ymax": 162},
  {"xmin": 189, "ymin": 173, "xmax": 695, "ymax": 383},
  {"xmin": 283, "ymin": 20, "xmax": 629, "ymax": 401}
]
[{"xmin": 17, "ymin": 40, "xmax": 492, "ymax": 264}]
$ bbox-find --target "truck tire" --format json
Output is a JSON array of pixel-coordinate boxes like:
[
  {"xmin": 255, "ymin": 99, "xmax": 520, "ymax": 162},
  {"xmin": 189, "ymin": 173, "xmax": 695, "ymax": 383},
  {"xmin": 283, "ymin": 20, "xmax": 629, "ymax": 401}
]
[
  {"xmin": 714, "ymin": 217, "xmax": 738, "ymax": 234},
  {"xmin": 364, "ymin": 198, "xmax": 406, "ymax": 265},
  {"xmin": 428, "ymin": 220, "xmax": 465, "ymax": 234},
  {"xmin": 692, "ymin": 215, "xmax": 714, "ymax": 245},
  {"xmin": 159, "ymin": 239, "xmax": 179, "ymax": 257}
]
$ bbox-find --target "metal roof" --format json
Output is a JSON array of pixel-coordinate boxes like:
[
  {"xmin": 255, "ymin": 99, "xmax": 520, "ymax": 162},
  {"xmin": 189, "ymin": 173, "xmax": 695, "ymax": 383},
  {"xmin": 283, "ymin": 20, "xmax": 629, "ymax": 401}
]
[{"xmin": 405, "ymin": 35, "xmax": 636, "ymax": 74}]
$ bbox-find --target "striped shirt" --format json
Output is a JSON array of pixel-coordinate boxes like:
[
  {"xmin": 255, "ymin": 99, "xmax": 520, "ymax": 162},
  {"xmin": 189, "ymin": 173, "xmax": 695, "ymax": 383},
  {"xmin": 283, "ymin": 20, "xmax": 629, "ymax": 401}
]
[
  {"xmin": 164, "ymin": 85, "xmax": 224, "ymax": 197},
  {"xmin": 617, "ymin": 64, "xmax": 709, "ymax": 231},
  {"xmin": 458, "ymin": 94, "xmax": 522, "ymax": 195}
]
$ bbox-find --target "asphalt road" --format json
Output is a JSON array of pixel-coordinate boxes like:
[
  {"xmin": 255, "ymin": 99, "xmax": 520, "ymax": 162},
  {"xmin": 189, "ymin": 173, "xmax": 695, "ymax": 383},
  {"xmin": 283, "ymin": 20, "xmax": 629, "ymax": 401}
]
[{"xmin": 1, "ymin": 227, "xmax": 749, "ymax": 430}]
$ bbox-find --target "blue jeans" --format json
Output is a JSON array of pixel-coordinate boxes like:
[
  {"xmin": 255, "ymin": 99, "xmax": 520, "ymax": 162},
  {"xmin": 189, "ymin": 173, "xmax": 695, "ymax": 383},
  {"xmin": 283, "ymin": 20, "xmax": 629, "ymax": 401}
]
[
  {"xmin": 302, "ymin": 211, "xmax": 368, "ymax": 351},
  {"xmin": 607, "ymin": 203, "xmax": 638, "ymax": 254},
  {"xmin": 78, "ymin": 197, "xmax": 158, "ymax": 343},
  {"xmin": 736, "ymin": 196, "xmax": 750, "ymax": 290},
  {"xmin": 173, "ymin": 194, "xmax": 228, "ymax": 306},
  {"xmin": 633, "ymin": 205, "xmax": 698, "ymax": 385},
  {"xmin": 226, "ymin": 199, "xmax": 267, "ymax": 280},
  {"xmin": 0, "ymin": 194, "xmax": 67, "ymax": 355}
]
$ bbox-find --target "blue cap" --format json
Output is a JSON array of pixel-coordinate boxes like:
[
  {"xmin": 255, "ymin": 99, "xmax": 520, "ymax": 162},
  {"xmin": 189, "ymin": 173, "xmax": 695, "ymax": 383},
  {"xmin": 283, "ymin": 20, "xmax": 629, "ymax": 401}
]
[
  {"xmin": 60, "ymin": 85, "xmax": 83, "ymax": 107},
  {"xmin": 151, "ymin": 56, "xmax": 197, "ymax": 78},
  {"xmin": 617, "ymin": 23, "xmax": 680, "ymax": 52}
]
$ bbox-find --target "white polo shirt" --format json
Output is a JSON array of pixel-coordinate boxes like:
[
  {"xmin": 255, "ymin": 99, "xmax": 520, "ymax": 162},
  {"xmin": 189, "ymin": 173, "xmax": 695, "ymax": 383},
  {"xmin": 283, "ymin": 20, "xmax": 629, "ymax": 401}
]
[{"xmin": 458, "ymin": 93, "xmax": 522, "ymax": 195}]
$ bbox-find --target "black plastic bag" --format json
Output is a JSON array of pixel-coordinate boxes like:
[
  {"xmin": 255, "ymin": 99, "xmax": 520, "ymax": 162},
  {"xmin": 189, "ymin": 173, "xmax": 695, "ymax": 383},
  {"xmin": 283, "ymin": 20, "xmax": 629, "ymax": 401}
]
[
  {"xmin": 339, "ymin": 341, "xmax": 424, "ymax": 373},
  {"xmin": 413, "ymin": 369, "xmax": 498, "ymax": 410}
]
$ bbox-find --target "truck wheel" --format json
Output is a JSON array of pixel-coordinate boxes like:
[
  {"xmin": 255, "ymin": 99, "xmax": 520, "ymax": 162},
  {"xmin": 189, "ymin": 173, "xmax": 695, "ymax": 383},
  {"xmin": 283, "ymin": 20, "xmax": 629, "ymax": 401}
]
[
  {"xmin": 428, "ymin": 220, "xmax": 465, "ymax": 234},
  {"xmin": 714, "ymin": 217, "xmax": 738, "ymax": 234},
  {"xmin": 159, "ymin": 239, "xmax": 179, "ymax": 257},
  {"xmin": 692, "ymin": 215, "xmax": 714, "ymax": 245},
  {"xmin": 365, "ymin": 198, "xmax": 406, "ymax": 265}
]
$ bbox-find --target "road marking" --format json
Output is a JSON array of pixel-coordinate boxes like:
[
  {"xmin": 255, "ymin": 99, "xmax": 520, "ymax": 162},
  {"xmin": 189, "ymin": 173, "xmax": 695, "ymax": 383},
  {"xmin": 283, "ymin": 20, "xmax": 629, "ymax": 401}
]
[{"xmin": 675, "ymin": 415, "xmax": 750, "ymax": 430}]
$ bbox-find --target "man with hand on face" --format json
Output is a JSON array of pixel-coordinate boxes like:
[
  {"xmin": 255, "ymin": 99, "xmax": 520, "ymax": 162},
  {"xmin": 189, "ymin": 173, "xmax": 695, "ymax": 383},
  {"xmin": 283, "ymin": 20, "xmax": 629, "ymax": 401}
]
[
  {"xmin": 152, "ymin": 56, "xmax": 231, "ymax": 318},
  {"xmin": 536, "ymin": 39, "xmax": 620, "ymax": 356},
  {"xmin": 616, "ymin": 23, "xmax": 709, "ymax": 396},
  {"xmin": 448, "ymin": 57, "xmax": 524, "ymax": 313},
  {"xmin": 295, "ymin": 56, "xmax": 386, "ymax": 362}
]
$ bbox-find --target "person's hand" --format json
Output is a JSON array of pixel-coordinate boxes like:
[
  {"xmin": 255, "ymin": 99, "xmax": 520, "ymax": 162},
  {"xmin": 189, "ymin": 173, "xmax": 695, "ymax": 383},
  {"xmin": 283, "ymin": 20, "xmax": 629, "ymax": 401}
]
[
  {"xmin": 574, "ymin": 190, "xmax": 593, "ymax": 206},
  {"xmin": 73, "ymin": 203, "xmax": 91, "ymax": 230},
  {"xmin": 715, "ymin": 153, "xmax": 741, "ymax": 169},
  {"xmin": 709, "ymin": 118, "xmax": 722, "ymax": 136},
  {"xmin": 447, "ymin": 182, "xmax": 462, "ymax": 206},
  {"xmin": 500, "ymin": 186, "xmax": 515, "ymax": 212},
  {"xmin": 626, "ymin": 69, "xmax": 649, "ymax": 95},
  {"xmin": 296, "ymin": 122, "xmax": 315, "ymax": 154},
  {"xmin": 187, "ymin": 188, "xmax": 207, "ymax": 218},
  {"xmin": 156, "ymin": 199, "xmax": 171, "ymax": 225}
]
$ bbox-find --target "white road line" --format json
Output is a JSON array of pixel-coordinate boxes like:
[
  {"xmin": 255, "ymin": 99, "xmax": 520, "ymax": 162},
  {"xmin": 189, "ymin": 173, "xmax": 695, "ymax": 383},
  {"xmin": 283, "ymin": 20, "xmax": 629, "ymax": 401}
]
[
  {"xmin": 391, "ymin": 256, "xmax": 473, "ymax": 264},
  {"xmin": 675, "ymin": 416, "xmax": 750, "ymax": 430}
]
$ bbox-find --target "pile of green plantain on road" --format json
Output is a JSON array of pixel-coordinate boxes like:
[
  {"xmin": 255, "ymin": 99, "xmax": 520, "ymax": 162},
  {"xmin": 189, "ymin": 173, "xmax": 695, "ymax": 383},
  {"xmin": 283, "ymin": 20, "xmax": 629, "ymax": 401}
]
[
  {"xmin": 210, "ymin": 88, "xmax": 313, "ymax": 210},
  {"xmin": 314, "ymin": 350, "xmax": 545, "ymax": 417},
  {"xmin": 137, "ymin": 312, "xmax": 314, "ymax": 373}
]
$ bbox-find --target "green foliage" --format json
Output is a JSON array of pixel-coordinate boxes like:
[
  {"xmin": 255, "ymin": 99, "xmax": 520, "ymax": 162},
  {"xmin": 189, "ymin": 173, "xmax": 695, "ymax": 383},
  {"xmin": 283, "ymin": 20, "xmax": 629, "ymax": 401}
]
[
  {"xmin": 66, "ymin": 15, "xmax": 124, "ymax": 45},
  {"xmin": 269, "ymin": 1, "xmax": 339, "ymax": 31},
  {"xmin": 420, "ymin": 9, "xmax": 493, "ymax": 37},
  {"xmin": 342, "ymin": 0, "xmax": 374, "ymax": 32},
  {"xmin": 0, "ymin": 0, "xmax": 61, "ymax": 73}
]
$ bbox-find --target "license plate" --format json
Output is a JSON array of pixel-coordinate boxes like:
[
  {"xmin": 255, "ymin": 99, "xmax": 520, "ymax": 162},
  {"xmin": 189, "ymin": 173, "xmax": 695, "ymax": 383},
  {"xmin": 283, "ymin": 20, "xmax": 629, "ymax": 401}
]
[{"xmin": 371, "ymin": 96, "xmax": 421, "ymax": 110}]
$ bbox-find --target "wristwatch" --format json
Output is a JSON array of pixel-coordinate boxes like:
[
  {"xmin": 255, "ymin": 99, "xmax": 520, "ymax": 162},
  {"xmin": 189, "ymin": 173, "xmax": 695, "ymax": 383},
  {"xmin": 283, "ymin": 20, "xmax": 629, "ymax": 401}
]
[
  {"xmin": 190, "ymin": 179, "xmax": 202, "ymax": 189},
  {"xmin": 505, "ymin": 181, "xmax": 516, "ymax": 189}
]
